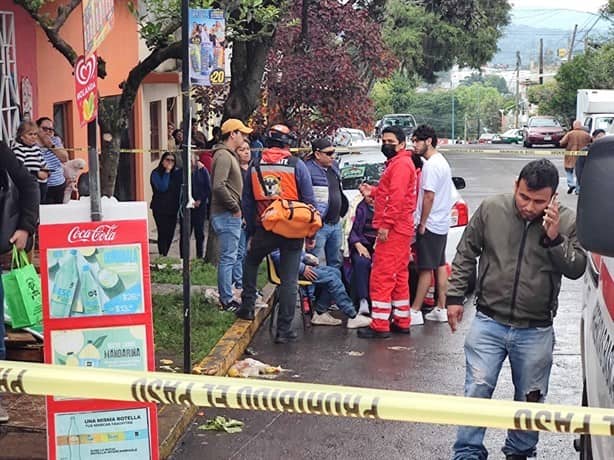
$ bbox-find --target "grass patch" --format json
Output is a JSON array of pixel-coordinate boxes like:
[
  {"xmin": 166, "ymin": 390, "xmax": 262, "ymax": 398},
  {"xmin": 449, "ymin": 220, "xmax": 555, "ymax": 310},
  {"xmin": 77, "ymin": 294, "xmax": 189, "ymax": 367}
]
[
  {"xmin": 153, "ymin": 293, "xmax": 236, "ymax": 364},
  {"xmin": 150, "ymin": 257, "xmax": 269, "ymax": 288}
]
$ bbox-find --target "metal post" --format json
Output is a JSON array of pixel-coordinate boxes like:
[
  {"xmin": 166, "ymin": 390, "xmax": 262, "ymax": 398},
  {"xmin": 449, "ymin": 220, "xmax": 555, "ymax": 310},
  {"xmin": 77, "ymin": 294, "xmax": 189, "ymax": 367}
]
[
  {"xmin": 181, "ymin": 0, "xmax": 192, "ymax": 374},
  {"xmin": 539, "ymin": 38, "xmax": 544, "ymax": 85},
  {"xmin": 476, "ymin": 87, "xmax": 481, "ymax": 139},
  {"xmin": 515, "ymin": 51, "xmax": 521, "ymax": 129},
  {"xmin": 87, "ymin": 120, "xmax": 101, "ymax": 222},
  {"xmin": 451, "ymin": 95, "xmax": 455, "ymax": 140}
]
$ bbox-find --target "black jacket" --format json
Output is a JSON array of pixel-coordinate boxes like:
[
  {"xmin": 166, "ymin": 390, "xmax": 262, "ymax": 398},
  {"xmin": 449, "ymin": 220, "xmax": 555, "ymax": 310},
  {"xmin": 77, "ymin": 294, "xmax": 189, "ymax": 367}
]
[{"xmin": 1, "ymin": 140, "xmax": 39, "ymax": 234}]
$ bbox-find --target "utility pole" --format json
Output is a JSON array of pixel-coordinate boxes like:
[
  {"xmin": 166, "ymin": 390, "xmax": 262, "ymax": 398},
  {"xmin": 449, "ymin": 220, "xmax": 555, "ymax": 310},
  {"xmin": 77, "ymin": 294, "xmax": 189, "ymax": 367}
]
[
  {"xmin": 451, "ymin": 94, "xmax": 455, "ymax": 140},
  {"xmin": 464, "ymin": 113, "xmax": 467, "ymax": 142},
  {"xmin": 568, "ymin": 24, "xmax": 578, "ymax": 60},
  {"xmin": 476, "ymin": 86, "xmax": 481, "ymax": 138},
  {"xmin": 514, "ymin": 51, "xmax": 521, "ymax": 129},
  {"xmin": 539, "ymin": 38, "xmax": 544, "ymax": 85}
]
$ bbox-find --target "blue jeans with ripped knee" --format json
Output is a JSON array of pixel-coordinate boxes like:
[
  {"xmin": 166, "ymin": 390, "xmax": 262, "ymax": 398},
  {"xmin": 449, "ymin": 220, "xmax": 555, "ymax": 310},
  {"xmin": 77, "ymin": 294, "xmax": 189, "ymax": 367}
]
[{"xmin": 452, "ymin": 311, "xmax": 554, "ymax": 460}]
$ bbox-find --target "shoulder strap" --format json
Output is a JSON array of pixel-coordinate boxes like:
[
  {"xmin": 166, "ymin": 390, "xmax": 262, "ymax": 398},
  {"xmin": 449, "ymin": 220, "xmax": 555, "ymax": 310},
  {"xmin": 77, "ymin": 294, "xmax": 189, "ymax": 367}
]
[{"xmin": 254, "ymin": 157, "xmax": 271, "ymax": 197}]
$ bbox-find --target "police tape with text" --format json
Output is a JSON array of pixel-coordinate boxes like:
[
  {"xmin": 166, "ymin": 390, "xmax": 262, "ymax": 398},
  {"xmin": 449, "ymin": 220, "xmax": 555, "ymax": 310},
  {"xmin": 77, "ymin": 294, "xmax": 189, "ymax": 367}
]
[{"xmin": 0, "ymin": 361, "xmax": 613, "ymax": 436}]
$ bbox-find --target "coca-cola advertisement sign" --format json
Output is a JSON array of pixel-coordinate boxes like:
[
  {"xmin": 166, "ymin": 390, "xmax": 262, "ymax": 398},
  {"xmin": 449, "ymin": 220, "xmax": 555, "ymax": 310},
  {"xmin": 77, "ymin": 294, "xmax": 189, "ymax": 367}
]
[{"xmin": 67, "ymin": 224, "xmax": 118, "ymax": 243}]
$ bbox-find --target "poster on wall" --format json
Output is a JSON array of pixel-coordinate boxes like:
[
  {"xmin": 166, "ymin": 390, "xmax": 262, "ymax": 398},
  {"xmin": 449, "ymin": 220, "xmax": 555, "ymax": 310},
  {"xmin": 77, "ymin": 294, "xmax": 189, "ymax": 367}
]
[
  {"xmin": 83, "ymin": 0, "xmax": 114, "ymax": 56},
  {"xmin": 188, "ymin": 8, "xmax": 226, "ymax": 86},
  {"xmin": 55, "ymin": 407, "xmax": 151, "ymax": 460}
]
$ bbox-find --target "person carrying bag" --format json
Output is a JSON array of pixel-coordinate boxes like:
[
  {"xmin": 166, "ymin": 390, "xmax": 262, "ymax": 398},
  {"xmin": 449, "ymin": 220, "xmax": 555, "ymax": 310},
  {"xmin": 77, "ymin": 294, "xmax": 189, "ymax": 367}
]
[
  {"xmin": 0, "ymin": 140, "xmax": 39, "ymax": 423},
  {"xmin": 2, "ymin": 245, "xmax": 42, "ymax": 328}
]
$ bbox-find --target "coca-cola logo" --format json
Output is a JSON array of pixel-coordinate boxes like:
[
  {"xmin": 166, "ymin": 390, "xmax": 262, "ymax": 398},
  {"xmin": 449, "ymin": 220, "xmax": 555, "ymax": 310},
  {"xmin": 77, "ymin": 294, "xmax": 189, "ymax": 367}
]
[{"xmin": 67, "ymin": 225, "xmax": 118, "ymax": 243}]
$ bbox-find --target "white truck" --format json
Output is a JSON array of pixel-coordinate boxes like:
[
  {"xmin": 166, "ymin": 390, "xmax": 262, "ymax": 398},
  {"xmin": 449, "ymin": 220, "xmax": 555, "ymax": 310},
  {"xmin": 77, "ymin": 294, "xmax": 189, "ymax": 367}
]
[{"xmin": 576, "ymin": 89, "xmax": 614, "ymax": 134}]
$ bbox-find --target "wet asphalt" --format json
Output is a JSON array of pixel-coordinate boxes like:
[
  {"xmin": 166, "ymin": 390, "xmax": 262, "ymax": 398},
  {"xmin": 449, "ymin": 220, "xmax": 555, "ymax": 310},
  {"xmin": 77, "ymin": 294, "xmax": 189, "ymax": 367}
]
[{"xmin": 170, "ymin": 145, "xmax": 584, "ymax": 460}]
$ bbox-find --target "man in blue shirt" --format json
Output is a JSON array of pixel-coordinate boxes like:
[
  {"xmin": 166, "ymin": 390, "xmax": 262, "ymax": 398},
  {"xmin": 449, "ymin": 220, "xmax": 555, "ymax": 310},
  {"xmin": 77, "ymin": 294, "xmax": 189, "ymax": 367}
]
[{"xmin": 36, "ymin": 117, "xmax": 68, "ymax": 204}]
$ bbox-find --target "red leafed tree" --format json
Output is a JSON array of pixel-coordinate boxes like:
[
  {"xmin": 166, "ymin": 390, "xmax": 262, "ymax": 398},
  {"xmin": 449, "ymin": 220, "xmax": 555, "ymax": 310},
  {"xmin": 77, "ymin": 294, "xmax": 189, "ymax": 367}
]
[{"xmin": 267, "ymin": 0, "xmax": 396, "ymax": 138}]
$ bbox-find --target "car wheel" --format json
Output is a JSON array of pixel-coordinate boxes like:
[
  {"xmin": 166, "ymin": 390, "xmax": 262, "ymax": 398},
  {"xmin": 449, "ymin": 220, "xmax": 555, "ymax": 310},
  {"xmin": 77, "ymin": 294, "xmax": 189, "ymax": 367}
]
[{"xmin": 575, "ymin": 383, "xmax": 594, "ymax": 460}]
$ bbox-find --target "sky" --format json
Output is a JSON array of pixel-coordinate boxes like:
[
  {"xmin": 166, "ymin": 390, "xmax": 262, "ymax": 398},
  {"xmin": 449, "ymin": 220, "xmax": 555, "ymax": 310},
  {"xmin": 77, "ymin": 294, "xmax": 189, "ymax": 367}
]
[{"xmin": 511, "ymin": 0, "xmax": 606, "ymax": 13}]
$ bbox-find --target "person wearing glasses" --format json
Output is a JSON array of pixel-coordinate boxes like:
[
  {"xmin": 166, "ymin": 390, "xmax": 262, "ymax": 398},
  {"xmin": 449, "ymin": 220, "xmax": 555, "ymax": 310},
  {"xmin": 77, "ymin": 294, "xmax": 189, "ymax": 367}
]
[
  {"xmin": 36, "ymin": 117, "xmax": 69, "ymax": 204},
  {"xmin": 150, "ymin": 152, "xmax": 182, "ymax": 256},
  {"xmin": 304, "ymin": 138, "xmax": 349, "ymax": 326}
]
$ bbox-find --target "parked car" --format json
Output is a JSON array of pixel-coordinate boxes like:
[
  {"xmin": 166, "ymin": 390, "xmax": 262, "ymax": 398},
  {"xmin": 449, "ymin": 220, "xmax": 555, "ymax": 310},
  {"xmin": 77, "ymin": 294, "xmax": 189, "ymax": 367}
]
[
  {"xmin": 523, "ymin": 116, "xmax": 565, "ymax": 147},
  {"xmin": 478, "ymin": 133, "xmax": 497, "ymax": 144},
  {"xmin": 338, "ymin": 151, "xmax": 468, "ymax": 266},
  {"xmin": 334, "ymin": 128, "xmax": 379, "ymax": 150},
  {"xmin": 494, "ymin": 128, "xmax": 523, "ymax": 144},
  {"xmin": 376, "ymin": 113, "xmax": 417, "ymax": 140}
]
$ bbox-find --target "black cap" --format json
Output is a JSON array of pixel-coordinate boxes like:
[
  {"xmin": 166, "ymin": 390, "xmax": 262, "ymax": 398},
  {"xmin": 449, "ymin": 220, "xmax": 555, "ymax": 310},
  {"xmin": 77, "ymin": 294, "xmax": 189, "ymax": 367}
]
[{"xmin": 311, "ymin": 138, "xmax": 333, "ymax": 152}]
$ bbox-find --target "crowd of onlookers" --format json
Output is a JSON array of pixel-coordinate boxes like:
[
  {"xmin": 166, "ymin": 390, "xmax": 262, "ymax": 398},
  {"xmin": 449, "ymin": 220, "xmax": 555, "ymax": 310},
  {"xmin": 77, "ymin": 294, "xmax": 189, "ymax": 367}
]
[{"xmin": 150, "ymin": 119, "xmax": 456, "ymax": 342}]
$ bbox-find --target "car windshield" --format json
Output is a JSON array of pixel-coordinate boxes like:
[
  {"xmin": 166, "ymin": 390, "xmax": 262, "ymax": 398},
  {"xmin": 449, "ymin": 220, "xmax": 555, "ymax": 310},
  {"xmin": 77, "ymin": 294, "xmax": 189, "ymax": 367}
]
[
  {"xmin": 340, "ymin": 162, "xmax": 385, "ymax": 189},
  {"xmin": 350, "ymin": 131, "xmax": 366, "ymax": 141},
  {"xmin": 382, "ymin": 116, "xmax": 415, "ymax": 129},
  {"xmin": 529, "ymin": 118, "xmax": 560, "ymax": 127}
]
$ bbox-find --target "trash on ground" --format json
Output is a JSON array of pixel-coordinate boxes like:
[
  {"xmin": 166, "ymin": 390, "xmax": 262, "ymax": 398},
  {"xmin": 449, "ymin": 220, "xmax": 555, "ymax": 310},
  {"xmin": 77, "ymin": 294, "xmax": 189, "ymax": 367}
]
[
  {"xmin": 159, "ymin": 365, "xmax": 177, "ymax": 373},
  {"xmin": 198, "ymin": 416, "xmax": 244, "ymax": 433},
  {"xmin": 347, "ymin": 351, "xmax": 364, "ymax": 356},
  {"xmin": 244, "ymin": 347, "xmax": 257, "ymax": 356},
  {"xmin": 227, "ymin": 358, "xmax": 282, "ymax": 378},
  {"xmin": 387, "ymin": 346, "xmax": 412, "ymax": 351}
]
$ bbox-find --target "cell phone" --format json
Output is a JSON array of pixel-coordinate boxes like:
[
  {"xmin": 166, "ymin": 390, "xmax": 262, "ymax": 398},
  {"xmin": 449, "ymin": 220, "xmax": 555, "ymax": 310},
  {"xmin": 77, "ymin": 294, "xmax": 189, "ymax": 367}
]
[{"xmin": 543, "ymin": 193, "xmax": 558, "ymax": 227}]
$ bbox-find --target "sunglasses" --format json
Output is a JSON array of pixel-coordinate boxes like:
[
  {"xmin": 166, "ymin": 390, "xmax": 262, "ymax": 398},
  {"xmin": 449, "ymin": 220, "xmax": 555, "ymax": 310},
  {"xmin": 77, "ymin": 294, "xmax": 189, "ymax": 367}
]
[
  {"xmin": 42, "ymin": 126, "xmax": 55, "ymax": 133},
  {"xmin": 319, "ymin": 150, "xmax": 336, "ymax": 156}
]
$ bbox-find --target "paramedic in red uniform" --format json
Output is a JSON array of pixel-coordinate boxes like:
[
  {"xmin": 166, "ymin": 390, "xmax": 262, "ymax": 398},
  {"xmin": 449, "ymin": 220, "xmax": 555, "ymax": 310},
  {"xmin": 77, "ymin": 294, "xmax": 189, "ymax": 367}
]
[{"xmin": 357, "ymin": 125, "xmax": 417, "ymax": 338}]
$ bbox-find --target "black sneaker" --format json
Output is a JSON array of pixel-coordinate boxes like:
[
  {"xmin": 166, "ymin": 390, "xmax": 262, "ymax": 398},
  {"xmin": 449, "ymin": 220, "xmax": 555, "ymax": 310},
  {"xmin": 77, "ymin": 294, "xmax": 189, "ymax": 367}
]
[
  {"xmin": 222, "ymin": 300, "xmax": 241, "ymax": 312},
  {"xmin": 357, "ymin": 327, "xmax": 391, "ymax": 339},
  {"xmin": 274, "ymin": 330, "xmax": 298, "ymax": 344},
  {"xmin": 235, "ymin": 307, "xmax": 255, "ymax": 320},
  {"xmin": 567, "ymin": 185, "xmax": 576, "ymax": 194},
  {"xmin": 390, "ymin": 322, "xmax": 410, "ymax": 334}
]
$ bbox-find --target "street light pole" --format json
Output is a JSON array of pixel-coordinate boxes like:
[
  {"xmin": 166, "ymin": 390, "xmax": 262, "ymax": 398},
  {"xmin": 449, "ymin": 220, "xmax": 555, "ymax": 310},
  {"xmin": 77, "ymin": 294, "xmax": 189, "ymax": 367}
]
[
  {"xmin": 181, "ymin": 0, "xmax": 192, "ymax": 374},
  {"xmin": 451, "ymin": 95, "xmax": 455, "ymax": 140}
]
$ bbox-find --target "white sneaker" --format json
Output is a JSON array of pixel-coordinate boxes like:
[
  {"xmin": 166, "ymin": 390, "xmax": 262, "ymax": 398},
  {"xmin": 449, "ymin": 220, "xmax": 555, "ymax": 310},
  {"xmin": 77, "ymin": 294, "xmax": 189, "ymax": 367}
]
[
  {"xmin": 410, "ymin": 309, "xmax": 424, "ymax": 326},
  {"xmin": 425, "ymin": 307, "xmax": 448, "ymax": 322},
  {"xmin": 358, "ymin": 298, "xmax": 370, "ymax": 316},
  {"xmin": 311, "ymin": 311, "xmax": 342, "ymax": 326},
  {"xmin": 347, "ymin": 314, "xmax": 372, "ymax": 329}
]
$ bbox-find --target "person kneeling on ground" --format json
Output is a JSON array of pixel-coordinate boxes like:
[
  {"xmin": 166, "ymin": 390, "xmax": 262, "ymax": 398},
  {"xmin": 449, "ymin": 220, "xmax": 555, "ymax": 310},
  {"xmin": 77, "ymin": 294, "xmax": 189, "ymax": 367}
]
[{"xmin": 270, "ymin": 250, "xmax": 371, "ymax": 329}]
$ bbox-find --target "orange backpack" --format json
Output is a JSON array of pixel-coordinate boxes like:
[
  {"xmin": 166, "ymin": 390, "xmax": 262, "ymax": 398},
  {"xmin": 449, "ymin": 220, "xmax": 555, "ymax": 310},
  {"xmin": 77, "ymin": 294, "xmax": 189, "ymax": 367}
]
[{"xmin": 255, "ymin": 159, "xmax": 322, "ymax": 239}]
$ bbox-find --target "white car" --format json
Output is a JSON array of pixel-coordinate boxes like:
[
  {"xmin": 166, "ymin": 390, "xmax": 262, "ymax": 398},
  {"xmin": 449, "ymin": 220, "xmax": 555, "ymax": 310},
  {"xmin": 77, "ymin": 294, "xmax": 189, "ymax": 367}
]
[
  {"xmin": 574, "ymin": 136, "xmax": 614, "ymax": 460},
  {"xmin": 338, "ymin": 151, "xmax": 468, "ymax": 266},
  {"xmin": 334, "ymin": 128, "xmax": 380, "ymax": 150}
]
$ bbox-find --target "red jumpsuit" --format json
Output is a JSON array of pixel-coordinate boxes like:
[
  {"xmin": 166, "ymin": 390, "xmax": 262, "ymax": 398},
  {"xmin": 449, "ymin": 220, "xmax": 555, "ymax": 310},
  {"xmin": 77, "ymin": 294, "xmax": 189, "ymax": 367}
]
[{"xmin": 369, "ymin": 149, "xmax": 417, "ymax": 332}]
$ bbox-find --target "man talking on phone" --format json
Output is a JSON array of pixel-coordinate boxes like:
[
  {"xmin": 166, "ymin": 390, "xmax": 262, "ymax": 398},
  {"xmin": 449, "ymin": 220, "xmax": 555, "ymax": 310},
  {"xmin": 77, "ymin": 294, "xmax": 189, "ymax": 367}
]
[{"xmin": 446, "ymin": 159, "xmax": 586, "ymax": 460}]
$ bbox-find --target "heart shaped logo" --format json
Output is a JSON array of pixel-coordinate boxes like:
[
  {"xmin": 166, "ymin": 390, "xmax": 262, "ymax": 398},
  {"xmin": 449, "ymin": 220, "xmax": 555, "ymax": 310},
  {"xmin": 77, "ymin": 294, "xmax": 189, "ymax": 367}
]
[{"xmin": 75, "ymin": 54, "xmax": 97, "ymax": 85}]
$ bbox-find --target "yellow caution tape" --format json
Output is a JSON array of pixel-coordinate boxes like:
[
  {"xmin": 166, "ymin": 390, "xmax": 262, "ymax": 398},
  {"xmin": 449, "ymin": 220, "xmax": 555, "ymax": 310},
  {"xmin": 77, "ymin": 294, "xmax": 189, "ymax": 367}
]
[
  {"xmin": 438, "ymin": 148, "xmax": 587, "ymax": 156},
  {"xmin": 1, "ymin": 361, "xmax": 612, "ymax": 435}
]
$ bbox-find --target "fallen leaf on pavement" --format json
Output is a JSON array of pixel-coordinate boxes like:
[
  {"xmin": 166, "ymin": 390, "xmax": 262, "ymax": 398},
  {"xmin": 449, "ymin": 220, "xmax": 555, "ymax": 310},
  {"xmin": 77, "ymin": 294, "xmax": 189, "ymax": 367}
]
[
  {"xmin": 160, "ymin": 359, "xmax": 174, "ymax": 365},
  {"xmin": 387, "ymin": 346, "xmax": 412, "ymax": 351},
  {"xmin": 159, "ymin": 365, "xmax": 177, "ymax": 372},
  {"xmin": 198, "ymin": 416, "xmax": 244, "ymax": 433}
]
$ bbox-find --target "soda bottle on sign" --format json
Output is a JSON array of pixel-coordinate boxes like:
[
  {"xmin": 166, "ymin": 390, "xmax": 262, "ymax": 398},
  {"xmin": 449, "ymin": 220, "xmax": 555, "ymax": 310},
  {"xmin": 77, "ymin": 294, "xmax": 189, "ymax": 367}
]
[
  {"xmin": 50, "ymin": 250, "xmax": 79, "ymax": 318},
  {"xmin": 67, "ymin": 416, "xmax": 81, "ymax": 460},
  {"xmin": 98, "ymin": 268, "xmax": 125, "ymax": 299},
  {"xmin": 78, "ymin": 340, "xmax": 101, "ymax": 367},
  {"xmin": 80, "ymin": 266, "xmax": 102, "ymax": 315}
]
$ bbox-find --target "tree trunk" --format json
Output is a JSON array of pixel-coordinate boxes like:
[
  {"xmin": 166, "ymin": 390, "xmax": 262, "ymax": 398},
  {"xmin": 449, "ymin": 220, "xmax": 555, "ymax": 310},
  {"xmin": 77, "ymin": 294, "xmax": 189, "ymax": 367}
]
[
  {"xmin": 223, "ymin": 38, "xmax": 273, "ymax": 121},
  {"xmin": 97, "ymin": 97, "xmax": 126, "ymax": 196}
]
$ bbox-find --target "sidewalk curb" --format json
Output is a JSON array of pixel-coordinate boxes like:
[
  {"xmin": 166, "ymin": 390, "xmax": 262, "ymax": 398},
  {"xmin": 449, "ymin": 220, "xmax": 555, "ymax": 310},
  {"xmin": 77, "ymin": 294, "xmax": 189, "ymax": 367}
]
[{"xmin": 158, "ymin": 283, "xmax": 275, "ymax": 459}]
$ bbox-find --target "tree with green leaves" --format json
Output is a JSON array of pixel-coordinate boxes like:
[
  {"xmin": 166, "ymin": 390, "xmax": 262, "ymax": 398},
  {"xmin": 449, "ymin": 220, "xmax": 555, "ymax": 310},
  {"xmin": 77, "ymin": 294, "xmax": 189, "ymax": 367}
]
[
  {"xmin": 384, "ymin": 0, "xmax": 511, "ymax": 82},
  {"xmin": 14, "ymin": 0, "xmax": 284, "ymax": 195}
]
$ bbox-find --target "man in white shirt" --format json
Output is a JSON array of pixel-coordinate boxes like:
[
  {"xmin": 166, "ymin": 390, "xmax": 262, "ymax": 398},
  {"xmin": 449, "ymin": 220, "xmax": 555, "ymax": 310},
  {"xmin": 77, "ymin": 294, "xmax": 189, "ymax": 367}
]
[{"xmin": 410, "ymin": 125, "xmax": 454, "ymax": 325}]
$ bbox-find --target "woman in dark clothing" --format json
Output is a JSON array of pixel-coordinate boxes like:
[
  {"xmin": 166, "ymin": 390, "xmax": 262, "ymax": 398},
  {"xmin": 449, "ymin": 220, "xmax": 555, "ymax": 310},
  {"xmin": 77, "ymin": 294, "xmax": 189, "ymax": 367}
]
[
  {"xmin": 349, "ymin": 194, "xmax": 377, "ymax": 315},
  {"xmin": 0, "ymin": 140, "xmax": 39, "ymax": 422},
  {"xmin": 150, "ymin": 152, "xmax": 182, "ymax": 256},
  {"xmin": 189, "ymin": 154, "xmax": 211, "ymax": 259}
]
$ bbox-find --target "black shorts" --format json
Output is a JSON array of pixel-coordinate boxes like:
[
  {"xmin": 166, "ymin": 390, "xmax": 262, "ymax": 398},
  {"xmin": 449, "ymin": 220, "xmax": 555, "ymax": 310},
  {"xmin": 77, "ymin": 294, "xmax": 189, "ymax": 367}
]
[{"xmin": 415, "ymin": 229, "xmax": 447, "ymax": 270}]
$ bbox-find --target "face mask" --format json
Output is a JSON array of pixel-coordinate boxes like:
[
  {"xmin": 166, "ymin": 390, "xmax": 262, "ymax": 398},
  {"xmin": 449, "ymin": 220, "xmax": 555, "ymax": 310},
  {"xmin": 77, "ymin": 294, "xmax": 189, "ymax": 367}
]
[{"xmin": 381, "ymin": 144, "xmax": 397, "ymax": 159}]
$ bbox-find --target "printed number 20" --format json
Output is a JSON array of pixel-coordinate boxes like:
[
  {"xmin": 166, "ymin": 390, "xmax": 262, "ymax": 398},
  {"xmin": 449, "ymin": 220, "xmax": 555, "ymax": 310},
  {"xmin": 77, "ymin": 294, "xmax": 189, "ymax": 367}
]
[{"xmin": 209, "ymin": 70, "xmax": 225, "ymax": 85}]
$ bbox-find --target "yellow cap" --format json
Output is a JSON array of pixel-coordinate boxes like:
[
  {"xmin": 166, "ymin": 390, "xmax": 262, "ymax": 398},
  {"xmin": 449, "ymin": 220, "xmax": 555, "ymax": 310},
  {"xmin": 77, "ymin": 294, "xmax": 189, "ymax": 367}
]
[{"xmin": 221, "ymin": 119, "xmax": 253, "ymax": 135}]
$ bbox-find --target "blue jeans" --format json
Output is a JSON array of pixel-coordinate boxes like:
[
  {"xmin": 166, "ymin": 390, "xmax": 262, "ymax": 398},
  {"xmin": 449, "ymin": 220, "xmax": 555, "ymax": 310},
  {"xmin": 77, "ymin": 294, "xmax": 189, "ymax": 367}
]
[
  {"xmin": 211, "ymin": 211, "xmax": 242, "ymax": 305},
  {"xmin": 312, "ymin": 266, "xmax": 357, "ymax": 318},
  {"xmin": 452, "ymin": 311, "xmax": 554, "ymax": 460},
  {"xmin": 565, "ymin": 167, "xmax": 576, "ymax": 188},
  {"xmin": 232, "ymin": 227, "xmax": 247, "ymax": 289},
  {"xmin": 313, "ymin": 221, "xmax": 342, "ymax": 268}
]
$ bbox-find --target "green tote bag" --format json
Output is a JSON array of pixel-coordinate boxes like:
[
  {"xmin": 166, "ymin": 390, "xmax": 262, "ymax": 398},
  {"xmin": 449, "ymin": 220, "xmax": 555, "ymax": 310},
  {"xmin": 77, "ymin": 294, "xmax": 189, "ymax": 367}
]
[{"xmin": 1, "ymin": 245, "xmax": 42, "ymax": 328}]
